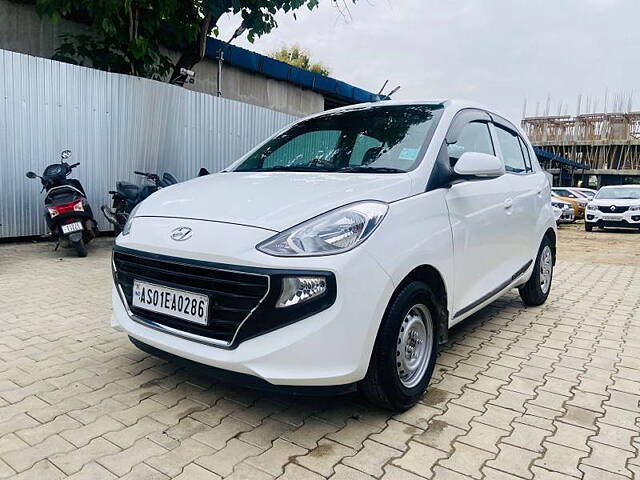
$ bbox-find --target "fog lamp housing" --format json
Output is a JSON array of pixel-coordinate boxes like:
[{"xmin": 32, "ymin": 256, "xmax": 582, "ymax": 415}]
[{"xmin": 276, "ymin": 276, "xmax": 327, "ymax": 308}]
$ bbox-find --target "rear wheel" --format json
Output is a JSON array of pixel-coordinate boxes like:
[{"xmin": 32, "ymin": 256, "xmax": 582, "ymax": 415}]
[
  {"xmin": 73, "ymin": 238, "xmax": 87, "ymax": 257},
  {"xmin": 519, "ymin": 237, "xmax": 553, "ymax": 306},
  {"xmin": 360, "ymin": 281, "xmax": 440, "ymax": 411},
  {"xmin": 113, "ymin": 199, "xmax": 128, "ymax": 236}
]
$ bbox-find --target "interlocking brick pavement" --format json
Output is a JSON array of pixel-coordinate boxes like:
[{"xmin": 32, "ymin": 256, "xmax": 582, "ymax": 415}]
[{"xmin": 0, "ymin": 227, "xmax": 639, "ymax": 479}]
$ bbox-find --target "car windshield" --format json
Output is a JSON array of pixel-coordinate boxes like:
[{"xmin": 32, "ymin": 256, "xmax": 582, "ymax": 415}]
[
  {"xmin": 233, "ymin": 105, "xmax": 443, "ymax": 173},
  {"xmin": 595, "ymin": 187, "xmax": 640, "ymax": 200},
  {"xmin": 572, "ymin": 190, "xmax": 593, "ymax": 199}
]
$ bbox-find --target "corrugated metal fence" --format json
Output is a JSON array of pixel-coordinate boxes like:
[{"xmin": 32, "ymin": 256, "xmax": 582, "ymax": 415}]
[{"xmin": 0, "ymin": 49, "xmax": 296, "ymax": 238}]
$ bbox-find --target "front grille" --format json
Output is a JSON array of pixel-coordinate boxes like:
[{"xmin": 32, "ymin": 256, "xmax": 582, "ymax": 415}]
[
  {"xmin": 113, "ymin": 250, "xmax": 269, "ymax": 344},
  {"xmin": 598, "ymin": 205, "xmax": 629, "ymax": 213}
]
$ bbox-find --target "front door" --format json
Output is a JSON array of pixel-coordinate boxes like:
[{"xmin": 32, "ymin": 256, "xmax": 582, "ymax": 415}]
[{"xmin": 444, "ymin": 120, "xmax": 519, "ymax": 322}]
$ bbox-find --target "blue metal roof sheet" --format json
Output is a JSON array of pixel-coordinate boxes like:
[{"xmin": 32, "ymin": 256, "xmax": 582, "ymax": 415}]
[
  {"xmin": 205, "ymin": 38, "xmax": 383, "ymax": 105},
  {"xmin": 534, "ymin": 147, "xmax": 590, "ymax": 170}
]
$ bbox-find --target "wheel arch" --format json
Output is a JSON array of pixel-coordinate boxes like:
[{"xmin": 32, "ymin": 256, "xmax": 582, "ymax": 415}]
[
  {"xmin": 543, "ymin": 227, "xmax": 557, "ymax": 265},
  {"xmin": 392, "ymin": 264, "xmax": 450, "ymax": 344}
]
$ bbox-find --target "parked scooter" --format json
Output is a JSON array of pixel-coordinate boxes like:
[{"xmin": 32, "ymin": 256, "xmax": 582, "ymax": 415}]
[
  {"xmin": 101, "ymin": 170, "xmax": 178, "ymax": 235},
  {"xmin": 25, "ymin": 150, "xmax": 98, "ymax": 257}
]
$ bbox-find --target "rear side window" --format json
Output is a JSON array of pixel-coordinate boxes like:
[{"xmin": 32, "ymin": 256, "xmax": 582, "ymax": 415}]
[
  {"xmin": 495, "ymin": 126, "xmax": 527, "ymax": 174},
  {"xmin": 518, "ymin": 137, "xmax": 533, "ymax": 172},
  {"xmin": 447, "ymin": 122, "xmax": 494, "ymax": 165}
]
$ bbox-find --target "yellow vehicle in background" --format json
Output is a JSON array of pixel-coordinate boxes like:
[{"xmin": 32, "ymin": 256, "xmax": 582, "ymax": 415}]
[{"xmin": 552, "ymin": 188, "xmax": 587, "ymax": 219}]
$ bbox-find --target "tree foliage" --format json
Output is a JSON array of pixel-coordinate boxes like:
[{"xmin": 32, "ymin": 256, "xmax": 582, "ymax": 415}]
[
  {"xmin": 35, "ymin": 0, "xmax": 356, "ymax": 84},
  {"xmin": 269, "ymin": 44, "xmax": 330, "ymax": 76}
]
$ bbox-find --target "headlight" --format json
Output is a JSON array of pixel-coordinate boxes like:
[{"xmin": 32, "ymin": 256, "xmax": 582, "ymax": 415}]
[
  {"xmin": 630, "ymin": 205, "xmax": 640, "ymax": 211},
  {"xmin": 587, "ymin": 204, "xmax": 597, "ymax": 211},
  {"xmin": 257, "ymin": 201, "xmax": 388, "ymax": 257},
  {"xmin": 121, "ymin": 204, "xmax": 140, "ymax": 236}
]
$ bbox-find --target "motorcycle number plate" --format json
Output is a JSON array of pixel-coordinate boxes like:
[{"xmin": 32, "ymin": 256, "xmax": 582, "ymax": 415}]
[
  {"xmin": 132, "ymin": 280, "xmax": 209, "ymax": 326},
  {"xmin": 61, "ymin": 222, "xmax": 83, "ymax": 234}
]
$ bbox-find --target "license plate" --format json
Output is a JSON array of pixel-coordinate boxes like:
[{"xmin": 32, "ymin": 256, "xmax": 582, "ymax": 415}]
[
  {"xmin": 61, "ymin": 222, "xmax": 83, "ymax": 234},
  {"xmin": 132, "ymin": 280, "xmax": 209, "ymax": 325},
  {"xmin": 603, "ymin": 215, "xmax": 619, "ymax": 221}
]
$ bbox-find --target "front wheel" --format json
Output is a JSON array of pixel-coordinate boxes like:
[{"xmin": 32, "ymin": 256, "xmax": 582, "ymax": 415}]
[
  {"xmin": 519, "ymin": 238, "xmax": 553, "ymax": 306},
  {"xmin": 360, "ymin": 281, "xmax": 441, "ymax": 411},
  {"xmin": 585, "ymin": 223, "xmax": 593, "ymax": 232},
  {"xmin": 73, "ymin": 238, "xmax": 88, "ymax": 257}
]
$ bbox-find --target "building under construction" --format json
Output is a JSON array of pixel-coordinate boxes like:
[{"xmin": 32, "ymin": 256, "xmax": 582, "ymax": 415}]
[{"xmin": 522, "ymin": 112, "xmax": 640, "ymax": 187}]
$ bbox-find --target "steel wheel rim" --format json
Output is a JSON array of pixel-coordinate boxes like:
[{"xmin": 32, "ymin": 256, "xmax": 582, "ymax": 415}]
[
  {"xmin": 540, "ymin": 245, "xmax": 553, "ymax": 294},
  {"xmin": 396, "ymin": 304, "xmax": 433, "ymax": 388}
]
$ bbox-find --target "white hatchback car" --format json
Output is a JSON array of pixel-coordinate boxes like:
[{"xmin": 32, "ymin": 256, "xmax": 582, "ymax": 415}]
[
  {"xmin": 111, "ymin": 100, "xmax": 557, "ymax": 410},
  {"xmin": 585, "ymin": 184, "xmax": 640, "ymax": 231}
]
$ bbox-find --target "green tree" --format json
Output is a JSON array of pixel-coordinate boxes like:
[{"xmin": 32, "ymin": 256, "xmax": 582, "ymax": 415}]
[
  {"xmin": 269, "ymin": 44, "xmax": 330, "ymax": 76},
  {"xmin": 35, "ymin": 0, "xmax": 356, "ymax": 85}
]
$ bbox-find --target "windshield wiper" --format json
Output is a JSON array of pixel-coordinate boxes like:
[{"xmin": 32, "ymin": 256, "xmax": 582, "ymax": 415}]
[
  {"xmin": 339, "ymin": 166, "xmax": 406, "ymax": 173},
  {"xmin": 238, "ymin": 165, "xmax": 335, "ymax": 172}
]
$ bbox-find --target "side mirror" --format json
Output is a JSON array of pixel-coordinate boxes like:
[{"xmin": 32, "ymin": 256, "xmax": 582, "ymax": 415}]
[
  {"xmin": 61, "ymin": 149, "xmax": 72, "ymax": 159},
  {"xmin": 26, "ymin": 171, "xmax": 37, "ymax": 179},
  {"xmin": 454, "ymin": 152, "xmax": 505, "ymax": 178}
]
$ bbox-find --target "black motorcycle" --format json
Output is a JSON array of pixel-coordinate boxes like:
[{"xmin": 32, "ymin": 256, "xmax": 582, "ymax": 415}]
[
  {"xmin": 101, "ymin": 170, "xmax": 179, "ymax": 235},
  {"xmin": 26, "ymin": 150, "xmax": 98, "ymax": 257}
]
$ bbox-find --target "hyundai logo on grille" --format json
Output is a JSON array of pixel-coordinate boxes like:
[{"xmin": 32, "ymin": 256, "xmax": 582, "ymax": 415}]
[
  {"xmin": 610, "ymin": 205, "xmax": 616, "ymax": 212},
  {"xmin": 170, "ymin": 227, "xmax": 192, "ymax": 241}
]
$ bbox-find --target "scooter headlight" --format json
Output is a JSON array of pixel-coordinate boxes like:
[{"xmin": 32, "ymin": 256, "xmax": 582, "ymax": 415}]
[
  {"xmin": 257, "ymin": 201, "xmax": 388, "ymax": 257},
  {"xmin": 121, "ymin": 204, "xmax": 140, "ymax": 237}
]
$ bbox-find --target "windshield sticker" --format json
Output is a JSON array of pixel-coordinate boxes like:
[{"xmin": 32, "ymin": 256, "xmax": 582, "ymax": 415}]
[{"xmin": 399, "ymin": 148, "xmax": 419, "ymax": 161}]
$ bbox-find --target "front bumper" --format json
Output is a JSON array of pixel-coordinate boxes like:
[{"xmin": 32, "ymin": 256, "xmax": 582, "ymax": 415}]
[
  {"xmin": 585, "ymin": 210, "xmax": 640, "ymax": 228},
  {"xmin": 111, "ymin": 217, "xmax": 395, "ymax": 387}
]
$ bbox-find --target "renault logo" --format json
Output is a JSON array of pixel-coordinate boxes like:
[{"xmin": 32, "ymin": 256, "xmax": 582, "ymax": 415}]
[
  {"xmin": 610, "ymin": 205, "xmax": 616, "ymax": 212},
  {"xmin": 170, "ymin": 227, "xmax": 192, "ymax": 241}
]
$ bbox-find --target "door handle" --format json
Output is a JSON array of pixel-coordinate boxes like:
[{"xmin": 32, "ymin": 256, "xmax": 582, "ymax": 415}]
[{"xmin": 504, "ymin": 198, "xmax": 513, "ymax": 209}]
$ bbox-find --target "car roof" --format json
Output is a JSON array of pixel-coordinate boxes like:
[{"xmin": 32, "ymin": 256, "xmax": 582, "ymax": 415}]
[
  {"xmin": 303, "ymin": 98, "xmax": 516, "ymax": 126},
  {"xmin": 600, "ymin": 184, "xmax": 640, "ymax": 189}
]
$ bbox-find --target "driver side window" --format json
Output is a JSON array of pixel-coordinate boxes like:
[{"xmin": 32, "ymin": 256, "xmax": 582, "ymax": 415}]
[{"xmin": 447, "ymin": 122, "xmax": 494, "ymax": 166}]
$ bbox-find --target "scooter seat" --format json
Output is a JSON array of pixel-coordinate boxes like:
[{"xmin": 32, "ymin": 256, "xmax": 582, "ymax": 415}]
[{"xmin": 117, "ymin": 181, "xmax": 140, "ymax": 200}]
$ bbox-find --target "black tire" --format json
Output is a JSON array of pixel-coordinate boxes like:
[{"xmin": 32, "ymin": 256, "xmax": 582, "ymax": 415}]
[
  {"xmin": 114, "ymin": 200, "xmax": 127, "ymax": 236},
  {"xmin": 73, "ymin": 238, "xmax": 88, "ymax": 257},
  {"xmin": 585, "ymin": 224, "xmax": 593, "ymax": 232},
  {"xmin": 519, "ymin": 237, "xmax": 553, "ymax": 306},
  {"xmin": 359, "ymin": 281, "xmax": 441, "ymax": 411}
]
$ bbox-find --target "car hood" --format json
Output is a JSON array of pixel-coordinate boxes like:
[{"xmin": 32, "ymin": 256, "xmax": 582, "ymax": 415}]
[
  {"xmin": 590, "ymin": 198, "xmax": 640, "ymax": 207},
  {"xmin": 135, "ymin": 172, "xmax": 412, "ymax": 231}
]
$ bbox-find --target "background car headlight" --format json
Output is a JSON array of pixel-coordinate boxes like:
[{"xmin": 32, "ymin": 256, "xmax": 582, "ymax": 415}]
[
  {"xmin": 257, "ymin": 201, "xmax": 388, "ymax": 256},
  {"xmin": 586, "ymin": 203, "xmax": 597, "ymax": 211},
  {"xmin": 629, "ymin": 205, "xmax": 640, "ymax": 211},
  {"xmin": 121, "ymin": 204, "xmax": 140, "ymax": 236}
]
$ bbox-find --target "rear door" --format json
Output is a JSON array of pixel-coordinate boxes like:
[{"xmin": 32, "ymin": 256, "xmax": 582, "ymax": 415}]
[
  {"xmin": 444, "ymin": 113, "xmax": 520, "ymax": 321},
  {"xmin": 491, "ymin": 121, "xmax": 545, "ymax": 269}
]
